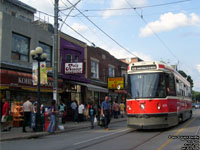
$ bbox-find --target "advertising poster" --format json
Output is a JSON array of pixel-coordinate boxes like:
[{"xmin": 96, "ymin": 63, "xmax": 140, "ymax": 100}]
[
  {"xmin": 32, "ymin": 62, "xmax": 47, "ymax": 85},
  {"xmin": 40, "ymin": 62, "xmax": 47, "ymax": 85},
  {"xmin": 32, "ymin": 62, "xmax": 38, "ymax": 85}
]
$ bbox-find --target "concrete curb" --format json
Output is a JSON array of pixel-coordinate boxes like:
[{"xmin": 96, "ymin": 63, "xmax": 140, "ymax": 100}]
[{"xmin": 0, "ymin": 118, "xmax": 126, "ymax": 141}]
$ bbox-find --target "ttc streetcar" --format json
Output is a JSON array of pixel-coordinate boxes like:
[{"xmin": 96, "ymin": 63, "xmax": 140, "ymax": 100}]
[{"xmin": 126, "ymin": 61, "xmax": 192, "ymax": 129}]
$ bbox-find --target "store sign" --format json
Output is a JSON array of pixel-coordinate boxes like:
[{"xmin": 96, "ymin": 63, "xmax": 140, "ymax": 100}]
[
  {"xmin": 65, "ymin": 63, "xmax": 83, "ymax": 74},
  {"xmin": 18, "ymin": 77, "xmax": 32, "ymax": 85},
  {"xmin": 18, "ymin": 76, "xmax": 53, "ymax": 87},
  {"xmin": 108, "ymin": 77, "xmax": 124, "ymax": 90}
]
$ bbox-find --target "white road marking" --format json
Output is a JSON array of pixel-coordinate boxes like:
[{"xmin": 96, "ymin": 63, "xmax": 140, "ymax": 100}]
[
  {"xmin": 195, "ymin": 126, "xmax": 200, "ymax": 135},
  {"xmin": 73, "ymin": 128, "xmax": 130, "ymax": 145}
]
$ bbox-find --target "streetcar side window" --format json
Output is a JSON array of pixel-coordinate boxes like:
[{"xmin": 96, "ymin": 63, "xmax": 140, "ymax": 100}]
[
  {"xmin": 176, "ymin": 79, "xmax": 181, "ymax": 96},
  {"xmin": 166, "ymin": 74, "xmax": 176, "ymax": 96}
]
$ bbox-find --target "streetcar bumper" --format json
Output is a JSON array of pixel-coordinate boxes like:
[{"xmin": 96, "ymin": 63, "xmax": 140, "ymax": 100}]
[{"xmin": 127, "ymin": 113, "xmax": 178, "ymax": 129}]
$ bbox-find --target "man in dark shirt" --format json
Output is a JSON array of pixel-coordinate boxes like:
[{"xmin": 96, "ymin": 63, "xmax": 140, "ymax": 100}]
[{"xmin": 101, "ymin": 96, "xmax": 111, "ymax": 130}]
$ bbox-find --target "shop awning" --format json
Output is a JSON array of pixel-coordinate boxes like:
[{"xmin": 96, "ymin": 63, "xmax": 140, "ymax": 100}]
[
  {"xmin": 0, "ymin": 69, "xmax": 64, "ymax": 93},
  {"xmin": 67, "ymin": 81, "xmax": 108, "ymax": 93},
  {"xmin": 86, "ymin": 84, "xmax": 108, "ymax": 93}
]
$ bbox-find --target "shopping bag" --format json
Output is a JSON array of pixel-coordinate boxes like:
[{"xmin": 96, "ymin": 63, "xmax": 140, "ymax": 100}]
[
  {"xmin": 94, "ymin": 117, "xmax": 97, "ymax": 124},
  {"xmin": 58, "ymin": 125, "xmax": 64, "ymax": 130},
  {"xmin": 1, "ymin": 115, "xmax": 7, "ymax": 123}
]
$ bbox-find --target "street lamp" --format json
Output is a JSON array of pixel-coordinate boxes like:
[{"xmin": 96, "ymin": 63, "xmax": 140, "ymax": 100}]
[{"xmin": 30, "ymin": 47, "xmax": 47, "ymax": 131}]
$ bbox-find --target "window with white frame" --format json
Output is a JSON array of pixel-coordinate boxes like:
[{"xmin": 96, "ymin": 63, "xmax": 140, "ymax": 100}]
[
  {"xmin": 11, "ymin": 33, "xmax": 30, "ymax": 62},
  {"xmin": 108, "ymin": 65, "xmax": 115, "ymax": 77},
  {"xmin": 91, "ymin": 59, "xmax": 99, "ymax": 79}
]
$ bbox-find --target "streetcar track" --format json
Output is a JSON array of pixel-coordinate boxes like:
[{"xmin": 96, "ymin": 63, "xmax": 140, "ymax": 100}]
[{"xmin": 74, "ymin": 129, "xmax": 135, "ymax": 150}]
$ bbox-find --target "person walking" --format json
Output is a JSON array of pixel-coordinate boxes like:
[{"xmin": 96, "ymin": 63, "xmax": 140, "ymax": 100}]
[
  {"xmin": 89, "ymin": 104, "xmax": 96, "ymax": 129},
  {"xmin": 119, "ymin": 101, "xmax": 125, "ymax": 118},
  {"xmin": 1, "ymin": 98, "xmax": 11, "ymax": 132},
  {"xmin": 78, "ymin": 102, "xmax": 84, "ymax": 122},
  {"xmin": 113, "ymin": 101, "xmax": 120, "ymax": 119},
  {"xmin": 0, "ymin": 98, "xmax": 4, "ymax": 121},
  {"xmin": 59, "ymin": 100, "xmax": 66, "ymax": 124},
  {"xmin": 71, "ymin": 100, "xmax": 77, "ymax": 122},
  {"xmin": 22, "ymin": 97, "xmax": 33, "ymax": 132},
  {"xmin": 101, "ymin": 96, "xmax": 111, "ymax": 130},
  {"xmin": 47, "ymin": 100, "xmax": 56, "ymax": 133}
]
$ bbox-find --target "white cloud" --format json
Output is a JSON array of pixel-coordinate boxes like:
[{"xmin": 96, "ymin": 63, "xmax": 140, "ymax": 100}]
[
  {"xmin": 140, "ymin": 12, "xmax": 200, "ymax": 37},
  {"xmin": 103, "ymin": 0, "xmax": 147, "ymax": 19},
  {"xmin": 197, "ymin": 64, "xmax": 200, "ymax": 73},
  {"xmin": 71, "ymin": 23, "xmax": 88, "ymax": 33}
]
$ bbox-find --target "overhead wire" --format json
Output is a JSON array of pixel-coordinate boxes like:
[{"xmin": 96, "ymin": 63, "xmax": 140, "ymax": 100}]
[
  {"xmin": 60, "ymin": 19, "xmax": 95, "ymax": 46},
  {"xmin": 65, "ymin": 0, "xmax": 138, "ymax": 58},
  {"xmin": 59, "ymin": 0, "xmax": 82, "ymax": 30},
  {"xmin": 125, "ymin": 0, "xmax": 180, "ymax": 62},
  {"xmin": 82, "ymin": 0, "xmax": 191, "ymax": 12}
]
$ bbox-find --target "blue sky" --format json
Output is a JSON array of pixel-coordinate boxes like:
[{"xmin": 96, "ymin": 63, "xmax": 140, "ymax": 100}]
[{"xmin": 20, "ymin": 0, "xmax": 200, "ymax": 91}]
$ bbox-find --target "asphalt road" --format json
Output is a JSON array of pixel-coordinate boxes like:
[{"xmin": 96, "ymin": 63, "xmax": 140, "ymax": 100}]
[{"xmin": 1, "ymin": 109, "xmax": 200, "ymax": 150}]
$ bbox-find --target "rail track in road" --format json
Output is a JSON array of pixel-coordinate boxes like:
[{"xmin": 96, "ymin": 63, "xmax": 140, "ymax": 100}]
[
  {"xmin": 74, "ymin": 117, "xmax": 199, "ymax": 150},
  {"xmin": 74, "ymin": 128, "xmax": 165, "ymax": 150}
]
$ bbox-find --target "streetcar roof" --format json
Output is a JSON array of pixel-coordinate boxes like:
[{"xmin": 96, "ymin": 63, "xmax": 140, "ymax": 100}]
[{"xmin": 127, "ymin": 61, "xmax": 190, "ymax": 87}]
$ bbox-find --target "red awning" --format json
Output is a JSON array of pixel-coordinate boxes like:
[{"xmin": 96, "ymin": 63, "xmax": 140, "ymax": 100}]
[{"xmin": 0, "ymin": 69, "xmax": 63, "ymax": 92}]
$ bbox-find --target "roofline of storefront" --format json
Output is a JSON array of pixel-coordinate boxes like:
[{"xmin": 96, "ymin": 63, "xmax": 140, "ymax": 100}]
[{"xmin": 0, "ymin": 62, "xmax": 62, "ymax": 78}]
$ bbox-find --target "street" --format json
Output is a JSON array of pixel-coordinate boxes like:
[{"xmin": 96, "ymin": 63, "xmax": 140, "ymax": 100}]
[{"xmin": 1, "ymin": 109, "xmax": 199, "ymax": 150}]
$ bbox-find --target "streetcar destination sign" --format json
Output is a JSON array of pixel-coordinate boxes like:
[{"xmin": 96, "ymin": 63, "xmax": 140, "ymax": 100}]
[{"xmin": 131, "ymin": 65, "xmax": 157, "ymax": 71}]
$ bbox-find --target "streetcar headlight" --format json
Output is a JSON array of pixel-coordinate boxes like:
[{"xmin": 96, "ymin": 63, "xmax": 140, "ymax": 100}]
[
  {"xmin": 157, "ymin": 103, "xmax": 161, "ymax": 110},
  {"xmin": 128, "ymin": 107, "xmax": 131, "ymax": 110},
  {"xmin": 140, "ymin": 104, "xmax": 145, "ymax": 109}
]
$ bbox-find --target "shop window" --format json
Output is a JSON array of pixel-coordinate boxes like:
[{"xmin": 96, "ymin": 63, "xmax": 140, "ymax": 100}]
[
  {"xmin": 39, "ymin": 42, "xmax": 52, "ymax": 67},
  {"xmin": 91, "ymin": 60, "xmax": 99, "ymax": 79},
  {"xmin": 11, "ymin": 33, "xmax": 30, "ymax": 62}
]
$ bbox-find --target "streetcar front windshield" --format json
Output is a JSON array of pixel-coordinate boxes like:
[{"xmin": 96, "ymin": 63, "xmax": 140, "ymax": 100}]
[{"xmin": 128, "ymin": 73, "xmax": 166, "ymax": 98}]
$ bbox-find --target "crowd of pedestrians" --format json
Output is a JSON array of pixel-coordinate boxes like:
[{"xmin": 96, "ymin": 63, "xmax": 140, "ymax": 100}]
[{"xmin": 1, "ymin": 95, "xmax": 126, "ymax": 133}]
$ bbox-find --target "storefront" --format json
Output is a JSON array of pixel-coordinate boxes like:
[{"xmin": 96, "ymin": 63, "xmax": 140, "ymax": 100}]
[{"xmin": 0, "ymin": 69, "xmax": 63, "ymax": 106}]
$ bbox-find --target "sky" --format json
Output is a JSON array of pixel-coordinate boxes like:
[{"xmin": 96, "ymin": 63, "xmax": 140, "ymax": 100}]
[{"xmin": 20, "ymin": 0, "xmax": 200, "ymax": 91}]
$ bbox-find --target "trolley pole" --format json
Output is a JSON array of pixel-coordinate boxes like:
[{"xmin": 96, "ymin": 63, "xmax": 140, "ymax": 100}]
[{"xmin": 53, "ymin": 0, "xmax": 59, "ymax": 103}]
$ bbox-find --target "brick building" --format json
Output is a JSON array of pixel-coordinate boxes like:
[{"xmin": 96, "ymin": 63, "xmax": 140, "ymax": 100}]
[
  {"xmin": 120, "ymin": 57, "xmax": 143, "ymax": 64},
  {"xmin": 86, "ymin": 46, "xmax": 128, "ymax": 104}
]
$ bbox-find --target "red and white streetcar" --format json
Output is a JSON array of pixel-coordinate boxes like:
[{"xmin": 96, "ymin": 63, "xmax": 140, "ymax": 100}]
[{"xmin": 126, "ymin": 61, "xmax": 192, "ymax": 129}]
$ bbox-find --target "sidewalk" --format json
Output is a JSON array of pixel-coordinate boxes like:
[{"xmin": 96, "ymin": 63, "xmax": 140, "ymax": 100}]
[{"xmin": 0, "ymin": 117, "xmax": 126, "ymax": 141}]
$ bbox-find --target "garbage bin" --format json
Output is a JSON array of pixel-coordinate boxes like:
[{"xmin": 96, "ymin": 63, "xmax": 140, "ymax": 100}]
[{"xmin": 44, "ymin": 112, "xmax": 50, "ymax": 131}]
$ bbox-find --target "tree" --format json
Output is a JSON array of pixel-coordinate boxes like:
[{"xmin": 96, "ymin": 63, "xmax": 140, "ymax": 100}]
[
  {"xmin": 178, "ymin": 70, "xmax": 193, "ymax": 88},
  {"xmin": 187, "ymin": 75, "xmax": 193, "ymax": 88},
  {"xmin": 178, "ymin": 70, "xmax": 187, "ymax": 78},
  {"xmin": 192, "ymin": 91, "xmax": 200, "ymax": 102}
]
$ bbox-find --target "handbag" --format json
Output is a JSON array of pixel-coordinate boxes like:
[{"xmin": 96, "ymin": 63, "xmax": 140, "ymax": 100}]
[{"xmin": 1, "ymin": 115, "xmax": 7, "ymax": 123}]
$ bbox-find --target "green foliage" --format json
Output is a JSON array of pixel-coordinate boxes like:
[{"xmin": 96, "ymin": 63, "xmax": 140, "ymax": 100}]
[
  {"xmin": 178, "ymin": 70, "xmax": 193, "ymax": 88},
  {"xmin": 192, "ymin": 90, "xmax": 200, "ymax": 102},
  {"xmin": 178, "ymin": 70, "xmax": 187, "ymax": 78}
]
